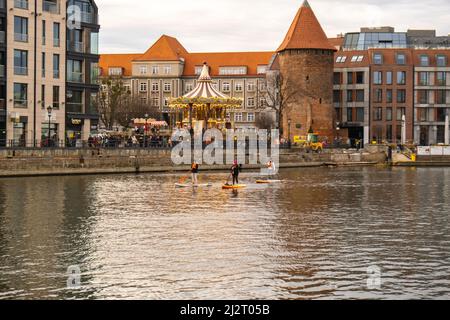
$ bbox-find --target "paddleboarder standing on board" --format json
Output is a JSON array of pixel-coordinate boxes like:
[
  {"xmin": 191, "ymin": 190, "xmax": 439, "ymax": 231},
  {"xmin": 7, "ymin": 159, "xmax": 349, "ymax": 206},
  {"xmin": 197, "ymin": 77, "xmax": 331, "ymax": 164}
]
[
  {"xmin": 231, "ymin": 160, "xmax": 241, "ymax": 185},
  {"xmin": 191, "ymin": 162, "xmax": 199, "ymax": 185}
]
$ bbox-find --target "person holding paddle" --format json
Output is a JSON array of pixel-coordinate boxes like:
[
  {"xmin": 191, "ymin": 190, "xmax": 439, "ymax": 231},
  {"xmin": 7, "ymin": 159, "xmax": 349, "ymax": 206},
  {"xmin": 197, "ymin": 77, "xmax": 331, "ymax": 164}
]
[
  {"xmin": 191, "ymin": 161, "xmax": 199, "ymax": 185},
  {"xmin": 231, "ymin": 160, "xmax": 241, "ymax": 186}
]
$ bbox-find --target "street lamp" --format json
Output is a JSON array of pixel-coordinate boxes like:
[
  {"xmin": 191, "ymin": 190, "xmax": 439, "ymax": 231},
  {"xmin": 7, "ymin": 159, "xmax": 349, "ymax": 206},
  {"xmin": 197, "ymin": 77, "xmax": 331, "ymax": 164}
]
[
  {"xmin": 47, "ymin": 105, "xmax": 53, "ymax": 147},
  {"xmin": 288, "ymin": 118, "xmax": 292, "ymax": 149},
  {"xmin": 144, "ymin": 113, "xmax": 149, "ymax": 147}
]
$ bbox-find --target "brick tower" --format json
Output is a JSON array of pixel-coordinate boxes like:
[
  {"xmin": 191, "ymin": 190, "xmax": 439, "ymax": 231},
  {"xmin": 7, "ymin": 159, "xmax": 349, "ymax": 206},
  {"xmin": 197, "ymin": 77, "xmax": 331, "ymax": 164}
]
[{"xmin": 277, "ymin": 0, "xmax": 336, "ymax": 141}]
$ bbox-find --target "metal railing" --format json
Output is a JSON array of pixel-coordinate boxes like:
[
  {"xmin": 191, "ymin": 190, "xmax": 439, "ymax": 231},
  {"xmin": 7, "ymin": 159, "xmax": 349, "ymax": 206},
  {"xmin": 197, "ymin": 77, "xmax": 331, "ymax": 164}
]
[
  {"xmin": 14, "ymin": 0, "xmax": 28, "ymax": 10},
  {"xmin": 14, "ymin": 99, "xmax": 28, "ymax": 108},
  {"xmin": 14, "ymin": 66, "xmax": 28, "ymax": 76},
  {"xmin": 67, "ymin": 72, "xmax": 84, "ymax": 83},
  {"xmin": 67, "ymin": 41, "xmax": 84, "ymax": 53},
  {"xmin": 14, "ymin": 33, "xmax": 28, "ymax": 42},
  {"xmin": 43, "ymin": 0, "xmax": 59, "ymax": 14}
]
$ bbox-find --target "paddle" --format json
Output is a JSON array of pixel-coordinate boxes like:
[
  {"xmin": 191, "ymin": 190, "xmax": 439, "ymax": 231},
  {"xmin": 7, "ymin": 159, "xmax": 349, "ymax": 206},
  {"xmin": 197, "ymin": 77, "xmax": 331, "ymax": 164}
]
[
  {"xmin": 179, "ymin": 170, "xmax": 192, "ymax": 184},
  {"xmin": 225, "ymin": 173, "xmax": 232, "ymax": 186}
]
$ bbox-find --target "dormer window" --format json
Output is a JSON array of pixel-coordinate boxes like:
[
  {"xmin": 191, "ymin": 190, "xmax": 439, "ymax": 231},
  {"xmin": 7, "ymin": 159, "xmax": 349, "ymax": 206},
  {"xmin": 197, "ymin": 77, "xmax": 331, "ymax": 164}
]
[
  {"xmin": 373, "ymin": 53, "xmax": 383, "ymax": 65},
  {"xmin": 219, "ymin": 66, "xmax": 247, "ymax": 76},
  {"xmin": 108, "ymin": 67, "xmax": 122, "ymax": 76},
  {"xmin": 336, "ymin": 56, "xmax": 347, "ymax": 63},
  {"xmin": 420, "ymin": 55, "xmax": 429, "ymax": 67},
  {"xmin": 257, "ymin": 65, "xmax": 267, "ymax": 74}
]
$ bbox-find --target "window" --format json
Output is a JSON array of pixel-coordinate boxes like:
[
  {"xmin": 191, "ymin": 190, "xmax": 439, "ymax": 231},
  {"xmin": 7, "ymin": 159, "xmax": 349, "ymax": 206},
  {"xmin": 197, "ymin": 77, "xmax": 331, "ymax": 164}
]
[
  {"xmin": 235, "ymin": 83, "xmax": 243, "ymax": 92},
  {"xmin": 42, "ymin": 20, "xmax": 46, "ymax": 45},
  {"xmin": 43, "ymin": 0, "xmax": 59, "ymax": 13},
  {"xmin": 140, "ymin": 97, "xmax": 147, "ymax": 105},
  {"xmin": 396, "ymin": 53, "xmax": 406, "ymax": 65},
  {"xmin": 356, "ymin": 90, "xmax": 365, "ymax": 102},
  {"xmin": 257, "ymin": 65, "xmax": 267, "ymax": 74},
  {"xmin": 163, "ymin": 83, "xmax": 171, "ymax": 92},
  {"xmin": 14, "ymin": 83, "xmax": 28, "ymax": 108},
  {"xmin": 374, "ymin": 89, "xmax": 383, "ymax": 103},
  {"xmin": 374, "ymin": 107, "xmax": 383, "ymax": 121},
  {"xmin": 152, "ymin": 66, "xmax": 159, "ymax": 75},
  {"xmin": 373, "ymin": 71, "xmax": 382, "ymax": 85},
  {"xmin": 397, "ymin": 89, "xmax": 406, "ymax": 103},
  {"xmin": 40, "ymin": 85, "xmax": 45, "ymax": 109},
  {"xmin": 247, "ymin": 97, "xmax": 255, "ymax": 107},
  {"xmin": 356, "ymin": 108, "xmax": 364, "ymax": 122},
  {"xmin": 373, "ymin": 53, "xmax": 383, "ymax": 64},
  {"xmin": 223, "ymin": 82, "xmax": 230, "ymax": 92},
  {"xmin": 195, "ymin": 66, "xmax": 203, "ymax": 75},
  {"xmin": 53, "ymin": 22, "xmax": 60, "ymax": 47},
  {"xmin": 347, "ymin": 108, "xmax": 353, "ymax": 122},
  {"xmin": 152, "ymin": 82, "xmax": 159, "ymax": 92},
  {"xmin": 140, "ymin": 66, "xmax": 147, "ymax": 75},
  {"xmin": 396, "ymin": 108, "xmax": 406, "ymax": 121},
  {"xmin": 386, "ymin": 107, "xmax": 393, "ymax": 121},
  {"xmin": 185, "ymin": 83, "xmax": 193, "ymax": 92},
  {"xmin": 247, "ymin": 82, "xmax": 255, "ymax": 92},
  {"xmin": 419, "ymin": 72, "xmax": 429, "ymax": 86},
  {"xmin": 260, "ymin": 97, "xmax": 266, "ymax": 107},
  {"xmin": 164, "ymin": 98, "xmax": 169, "ymax": 107},
  {"xmin": 333, "ymin": 90, "xmax": 341, "ymax": 103},
  {"xmin": 108, "ymin": 67, "xmax": 122, "ymax": 76},
  {"xmin": 53, "ymin": 54, "xmax": 60, "ymax": 78},
  {"xmin": 14, "ymin": 16, "xmax": 28, "ymax": 42},
  {"xmin": 53, "ymin": 86, "xmax": 60, "ymax": 109},
  {"xmin": 14, "ymin": 49, "xmax": 28, "ymax": 75},
  {"xmin": 15, "ymin": 0, "xmax": 29, "ymax": 9},
  {"xmin": 235, "ymin": 113, "xmax": 243, "ymax": 122},
  {"xmin": 351, "ymin": 56, "xmax": 358, "ymax": 63},
  {"xmin": 219, "ymin": 67, "xmax": 247, "ymax": 75},
  {"xmin": 347, "ymin": 72, "xmax": 354, "ymax": 84},
  {"xmin": 436, "ymin": 72, "xmax": 446, "ymax": 86},
  {"xmin": 333, "ymin": 72, "xmax": 341, "ymax": 85},
  {"xmin": 140, "ymin": 82, "xmax": 147, "ymax": 92},
  {"xmin": 356, "ymin": 72, "xmax": 364, "ymax": 84},
  {"xmin": 164, "ymin": 66, "xmax": 171, "ymax": 75},
  {"xmin": 436, "ymin": 108, "xmax": 446, "ymax": 122},
  {"xmin": 436, "ymin": 90, "xmax": 446, "ymax": 104},
  {"xmin": 386, "ymin": 125, "xmax": 393, "ymax": 142},
  {"xmin": 42, "ymin": 52, "xmax": 46, "ymax": 78},
  {"xmin": 418, "ymin": 90, "xmax": 429, "ymax": 104},
  {"xmin": 336, "ymin": 56, "xmax": 347, "ymax": 63},
  {"xmin": 351, "ymin": 55, "xmax": 364, "ymax": 62},
  {"xmin": 67, "ymin": 59, "xmax": 82, "ymax": 82},
  {"xmin": 386, "ymin": 71, "xmax": 393, "ymax": 85},
  {"xmin": 420, "ymin": 55, "xmax": 429, "ymax": 67},
  {"xmin": 347, "ymin": 90, "xmax": 354, "ymax": 102},
  {"xmin": 152, "ymin": 97, "xmax": 159, "ymax": 107},
  {"xmin": 397, "ymin": 71, "xmax": 406, "ymax": 85},
  {"xmin": 418, "ymin": 108, "xmax": 428, "ymax": 122},
  {"xmin": 436, "ymin": 55, "xmax": 447, "ymax": 67},
  {"xmin": 386, "ymin": 89, "xmax": 393, "ymax": 103},
  {"xmin": 247, "ymin": 113, "xmax": 255, "ymax": 122}
]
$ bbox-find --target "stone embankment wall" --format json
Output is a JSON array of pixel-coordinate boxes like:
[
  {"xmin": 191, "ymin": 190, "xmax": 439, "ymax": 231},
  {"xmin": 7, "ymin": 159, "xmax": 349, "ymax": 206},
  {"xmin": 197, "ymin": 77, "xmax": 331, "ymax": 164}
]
[{"xmin": 0, "ymin": 147, "xmax": 387, "ymax": 177}]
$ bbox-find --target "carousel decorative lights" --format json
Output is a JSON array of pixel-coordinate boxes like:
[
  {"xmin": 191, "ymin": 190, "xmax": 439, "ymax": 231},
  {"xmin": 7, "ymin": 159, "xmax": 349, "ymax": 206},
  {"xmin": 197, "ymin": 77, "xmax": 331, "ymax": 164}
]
[{"xmin": 169, "ymin": 63, "xmax": 243, "ymax": 131}]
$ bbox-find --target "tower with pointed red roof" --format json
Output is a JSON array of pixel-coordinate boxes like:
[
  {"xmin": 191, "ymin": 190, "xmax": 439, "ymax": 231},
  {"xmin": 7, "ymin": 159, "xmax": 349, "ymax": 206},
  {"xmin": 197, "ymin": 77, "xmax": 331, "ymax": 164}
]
[{"xmin": 277, "ymin": 0, "xmax": 336, "ymax": 140}]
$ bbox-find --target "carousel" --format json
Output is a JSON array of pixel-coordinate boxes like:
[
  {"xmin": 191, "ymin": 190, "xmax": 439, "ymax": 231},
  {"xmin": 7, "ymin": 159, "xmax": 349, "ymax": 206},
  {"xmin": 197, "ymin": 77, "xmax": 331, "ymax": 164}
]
[{"xmin": 169, "ymin": 63, "xmax": 242, "ymax": 133}]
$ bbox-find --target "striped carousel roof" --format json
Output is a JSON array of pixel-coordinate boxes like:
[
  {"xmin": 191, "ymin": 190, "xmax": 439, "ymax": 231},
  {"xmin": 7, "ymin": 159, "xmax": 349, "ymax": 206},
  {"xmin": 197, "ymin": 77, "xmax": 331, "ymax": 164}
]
[
  {"xmin": 183, "ymin": 63, "xmax": 228, "ymax": 99},
  {"xmin": 169, "ymin": 63, "xmax": 242, "ymax": 108}
]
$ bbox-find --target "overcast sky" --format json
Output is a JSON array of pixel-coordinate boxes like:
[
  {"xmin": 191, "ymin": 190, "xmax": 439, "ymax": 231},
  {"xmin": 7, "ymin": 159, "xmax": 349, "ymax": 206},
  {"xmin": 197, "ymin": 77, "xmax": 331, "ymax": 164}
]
[{"xmin": 97, "ymin": 0, "xmax": 450, "ymax": 54}]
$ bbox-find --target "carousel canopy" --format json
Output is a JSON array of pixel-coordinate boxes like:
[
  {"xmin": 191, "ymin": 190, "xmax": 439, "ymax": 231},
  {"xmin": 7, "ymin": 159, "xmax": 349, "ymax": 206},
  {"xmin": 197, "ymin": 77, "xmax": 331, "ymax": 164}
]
[{"xmin": 169, "ymin": 63, "xmax": 242, "ymax": 108}]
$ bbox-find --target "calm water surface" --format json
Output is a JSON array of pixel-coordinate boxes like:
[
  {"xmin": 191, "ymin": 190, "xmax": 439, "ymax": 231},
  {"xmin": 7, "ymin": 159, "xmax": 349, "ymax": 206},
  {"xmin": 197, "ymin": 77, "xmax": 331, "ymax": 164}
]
[{"xmin": 0, "ymin": 167, "xmax": 449, "ymax": 300}]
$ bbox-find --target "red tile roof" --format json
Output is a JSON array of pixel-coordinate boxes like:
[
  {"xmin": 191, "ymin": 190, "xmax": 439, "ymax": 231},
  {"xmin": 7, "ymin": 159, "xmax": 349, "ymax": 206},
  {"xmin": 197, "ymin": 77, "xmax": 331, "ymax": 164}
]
[
  {"xmin": 134, "ymin": 35, "xmax": 188, "ymax": 61},
  {"xmin": 277, "ymin": 0, "xmax": 336, "ymax": 52},
  {"xmin": 99, "ymin": 53, "xmax": 142, "ymax": 76}
]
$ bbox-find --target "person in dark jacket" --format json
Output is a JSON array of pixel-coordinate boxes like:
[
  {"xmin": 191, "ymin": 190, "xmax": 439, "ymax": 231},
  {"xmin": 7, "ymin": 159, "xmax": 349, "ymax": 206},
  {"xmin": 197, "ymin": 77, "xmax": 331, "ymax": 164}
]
[
  {"xmin": 191, "ymin": 162, "xmax": 199, "ymax": 185},
  {"xmin": 231, "ymin": 161, "xmax": 241, "ymax": 185}
]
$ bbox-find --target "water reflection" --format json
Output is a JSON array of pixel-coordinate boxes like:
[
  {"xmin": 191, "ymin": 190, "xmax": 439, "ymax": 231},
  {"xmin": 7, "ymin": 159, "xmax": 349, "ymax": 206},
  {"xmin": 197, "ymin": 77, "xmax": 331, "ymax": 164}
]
[{"xmin": 0, "ymin": 167, "xmax": 449, "ymax": 299}]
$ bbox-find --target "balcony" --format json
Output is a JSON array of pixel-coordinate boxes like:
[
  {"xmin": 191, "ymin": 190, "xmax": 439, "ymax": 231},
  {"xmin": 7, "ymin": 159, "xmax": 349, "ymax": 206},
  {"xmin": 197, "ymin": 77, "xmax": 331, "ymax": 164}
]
[
  {"xmin": 66, "ymin": 103, "xmax": 83, "ymax": 113},
  {"xmin": 14, "ymin": 33, "xmax": 28, "ymax": 43},
  {"xmin": 43, "ymin": 1, "xmax": 60, "ymax": 14},
  {"xmin": 14, "ymin": 99, "xmax": 28, "ymax": 108},
  {"xmin": 14, "ymin": 0, "xmax": 28, "ymax": 10},
  {"xmin": 14, "ymin": 66, "xmax": 28, "ymax": 76},
  {"xmin": 67, "ymin": 41, "xmax": 84, "ymax": 53},
  {"xmin": 81, "ymin": 12, "xmax": 95, "ymax": 24},
  {"xmin": 68, "ymin": 72, "xmax": 84, "ymax": 83}
]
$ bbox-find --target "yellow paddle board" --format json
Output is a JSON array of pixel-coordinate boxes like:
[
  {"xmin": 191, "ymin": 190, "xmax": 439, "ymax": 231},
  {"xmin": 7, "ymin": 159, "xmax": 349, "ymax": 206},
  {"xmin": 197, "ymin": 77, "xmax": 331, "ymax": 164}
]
[{"xmin": 222, "ymin": 184, "xmax": 247, "ymax": 190}]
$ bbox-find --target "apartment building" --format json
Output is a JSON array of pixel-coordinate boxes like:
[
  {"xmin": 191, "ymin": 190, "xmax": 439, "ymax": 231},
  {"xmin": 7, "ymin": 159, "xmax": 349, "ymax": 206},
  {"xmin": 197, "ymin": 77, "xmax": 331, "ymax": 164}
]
[
  {"xmin": 0, "ymin": 0, "xmax": 99, "ymax": 147},
  {"xmin": 99, "ymin": 35, "xmax": 273, "ymax": 130}
]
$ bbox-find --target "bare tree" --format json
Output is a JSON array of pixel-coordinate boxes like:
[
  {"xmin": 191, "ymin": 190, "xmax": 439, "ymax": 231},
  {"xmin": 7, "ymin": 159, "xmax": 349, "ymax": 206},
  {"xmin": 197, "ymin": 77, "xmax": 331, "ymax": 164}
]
[
  {"xmin": 255, "ymin": 112, "xmax": 276, "ymax": 130},
  {"xmin": 95, "ymin": 76, "xmax": 128, "ymax": 130},
  {"xmin": 260, "ymin": 71, "xmax": 299, "ymax": 136},
  {"xmin": 116, "ymin": 96, "xmax": 162, "ymax": 128}
]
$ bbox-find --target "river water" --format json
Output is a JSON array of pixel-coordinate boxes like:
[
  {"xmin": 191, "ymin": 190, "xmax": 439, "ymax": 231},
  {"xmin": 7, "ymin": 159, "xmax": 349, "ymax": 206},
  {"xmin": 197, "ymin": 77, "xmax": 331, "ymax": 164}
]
[{"xmin": 0, "ymin": 167, "xmax": 449, "ymax": 300}]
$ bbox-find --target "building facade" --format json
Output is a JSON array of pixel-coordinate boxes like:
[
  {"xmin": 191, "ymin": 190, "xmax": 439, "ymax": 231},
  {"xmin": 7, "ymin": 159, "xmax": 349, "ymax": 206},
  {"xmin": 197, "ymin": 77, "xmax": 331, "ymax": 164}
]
[
  {"xmin": 100, "ymin": 36, "xmax": 273, "ymax": 131},
  {"xmin": 0, "ymin": 0, "xmax": 99, "ymax": 147}
]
